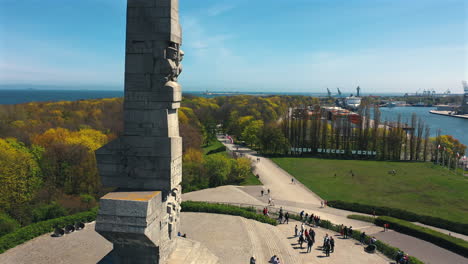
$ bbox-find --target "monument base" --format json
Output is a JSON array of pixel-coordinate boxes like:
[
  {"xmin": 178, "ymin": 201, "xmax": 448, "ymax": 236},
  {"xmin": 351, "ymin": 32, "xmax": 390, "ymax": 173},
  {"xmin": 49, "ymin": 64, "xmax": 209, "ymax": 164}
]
[{"xmin": 96, "ymin": 191, "xmax": 179, "ymax": 264}]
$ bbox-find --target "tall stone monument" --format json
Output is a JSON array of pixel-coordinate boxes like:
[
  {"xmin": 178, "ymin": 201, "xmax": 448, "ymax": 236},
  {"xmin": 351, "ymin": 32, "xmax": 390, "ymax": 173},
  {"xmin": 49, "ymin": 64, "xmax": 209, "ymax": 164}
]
[{"xmin": 95, "ymin": 0, "xmax": 183, "ymax": 263}]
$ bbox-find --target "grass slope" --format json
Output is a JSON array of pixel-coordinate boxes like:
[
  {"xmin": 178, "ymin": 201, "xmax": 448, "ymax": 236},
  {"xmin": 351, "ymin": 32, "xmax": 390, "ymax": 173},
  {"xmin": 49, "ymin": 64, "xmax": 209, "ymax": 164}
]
[
  {"xmin": 202, "ymin": 140, "xmax": 225, "ymax": 155},
  {"xmin": 272, "ymin": 158, "xmax": 468, "ymax": 224}
]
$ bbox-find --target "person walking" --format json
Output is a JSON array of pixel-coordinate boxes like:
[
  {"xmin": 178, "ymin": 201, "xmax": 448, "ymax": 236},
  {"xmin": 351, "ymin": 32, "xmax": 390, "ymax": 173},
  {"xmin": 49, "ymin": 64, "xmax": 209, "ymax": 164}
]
[
  {"xmin": 250, "ymin": 256, "xmax": 256, "ymax": 264},
  {"xmin": 299, "ymin": 210, "xmax": 304, "ymax": 220},
  {"xmin": 324, "ymin": 240, "xmax": 331, "ymax": 257},
  {"xmin": 294, "ymin": 225, "xmax": 298, "ymax": 237},
  {"xmin": 330, "ymin": 237, "xmax": 335, "ymax": 253},
  {"xmin": 291, "ymin": 178, "xmax": 294, "ymax": 184},
  {"xmin": 309, "ymin": 228, "xmax": 315, "ymax": 241},
  {"xmin": 284, "ymin": 212, "xmax": 289, "ymax": 224},
  {"xmin": 298, "ymin": 234, "xmax": 304, "ymax": 249},
  {"xmin": 307, "ymin": 236, "xmax": 314, "ymax": 253},
  {"xmin": 322, "ymin": 234, "xmax": 329, "ymax": 248},
  {"xmin": 343, "ymin": 226, "xmax": 348, "ymax": 238},
  {"xmin": 261, "ymin": 190, "xmax": 264, "ymax": 196},
  {"xmin": 267, "ymin": 189, "xmax": 270, "ymax": 195}
]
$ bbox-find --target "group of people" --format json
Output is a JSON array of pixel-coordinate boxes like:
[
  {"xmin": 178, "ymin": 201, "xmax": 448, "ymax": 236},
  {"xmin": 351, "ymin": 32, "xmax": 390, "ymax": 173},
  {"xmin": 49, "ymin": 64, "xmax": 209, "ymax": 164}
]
[
  {"xmin": 277, "ymin": 207, "xmax": 290, "ymax": 224},
  {"xmin": 295, "ymin": 223, "xmax": 316, "ymax": 253},
  {"xmin": 321, "ymin": 234, "xmax": 335, "ymax": 256},
  {"xmin": 249, "ymin": 254, "xmax": 282, "ymax": 263},
  {"xmin": 339, "ymin": 225, "xmax": 353, "ymax": 238},
  {"xmin": 260, "ymin": 188, "xmax": 270, "ymax": 196},
  {"xmin": 299, "ymin": 210, "xmax": 321, "ymax": 226},
  {"xmin": 395, "ymin": 250, "xmax": 410, "ymax": 264},
  {"xmin": 320, "ymin": 200, "xmax": 328, "ymax": 208}
]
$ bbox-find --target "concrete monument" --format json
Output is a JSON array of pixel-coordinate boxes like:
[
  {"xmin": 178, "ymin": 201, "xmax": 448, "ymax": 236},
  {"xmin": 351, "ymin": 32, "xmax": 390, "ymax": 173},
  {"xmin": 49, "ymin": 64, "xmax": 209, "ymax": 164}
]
[{"xmin": 95, "ymin": 0, "xmax": 184, "ymax": 263}]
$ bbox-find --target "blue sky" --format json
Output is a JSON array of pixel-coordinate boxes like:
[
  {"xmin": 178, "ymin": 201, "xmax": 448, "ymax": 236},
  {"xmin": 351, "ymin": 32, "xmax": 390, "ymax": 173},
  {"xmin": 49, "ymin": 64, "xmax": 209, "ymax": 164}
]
[{"xmin": 0, "ymin": 0, "xmax": 466, "ymax": 93}]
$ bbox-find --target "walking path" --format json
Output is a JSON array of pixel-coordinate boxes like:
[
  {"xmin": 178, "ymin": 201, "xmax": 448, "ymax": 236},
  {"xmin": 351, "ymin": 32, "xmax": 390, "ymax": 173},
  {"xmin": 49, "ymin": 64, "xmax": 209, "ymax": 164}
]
[
  {"xmin": 211, "ymin": 135, "xmax": 468, "ymax": 264},
  {"xmin": 0, "ymin": 213, "xmax": 388, "ymax": 264}
]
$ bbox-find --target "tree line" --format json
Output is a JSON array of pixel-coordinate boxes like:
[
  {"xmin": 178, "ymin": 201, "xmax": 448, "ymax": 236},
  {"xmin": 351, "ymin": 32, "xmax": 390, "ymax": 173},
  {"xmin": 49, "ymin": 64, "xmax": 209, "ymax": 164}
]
[
  {"xmin": 283, "ymin": 101, "xmax": 465, "ymax": 163},
  {"xmin": 0, "ymin": 94, "xmax": 464, "ymax": 230},
  {"xmin": 0, "ymin": 95, "xmax": 314, "ymax": 227}
]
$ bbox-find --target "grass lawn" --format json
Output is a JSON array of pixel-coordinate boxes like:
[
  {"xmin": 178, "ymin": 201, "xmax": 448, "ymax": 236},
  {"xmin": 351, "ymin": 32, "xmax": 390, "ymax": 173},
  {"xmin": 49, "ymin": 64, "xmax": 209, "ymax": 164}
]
[
  {"xmin": 202, "ymin": 140, "xmax": 225, "ymax": 155},
  {"xmin": 271, "ymin": 157, "xmax": 468, "ymax": 224},
  {"xmin": 240, "ymin": 172, "xmax": 262, "ymax": 186}
]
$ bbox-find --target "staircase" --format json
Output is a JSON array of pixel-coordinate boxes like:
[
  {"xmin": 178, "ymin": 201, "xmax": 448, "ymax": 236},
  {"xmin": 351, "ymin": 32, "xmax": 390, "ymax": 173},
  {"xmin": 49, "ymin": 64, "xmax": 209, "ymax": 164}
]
[{"xmin": 167, "ymin": 237, "xmax": 219, "ymax": 264}]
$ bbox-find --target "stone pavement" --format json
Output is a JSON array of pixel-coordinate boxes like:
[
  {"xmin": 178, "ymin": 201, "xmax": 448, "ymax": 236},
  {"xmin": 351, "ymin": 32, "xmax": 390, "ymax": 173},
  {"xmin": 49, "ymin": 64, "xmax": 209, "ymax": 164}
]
[
  {"xmin": 214, "ymin": 136, "xmax": 468, "ymax": 264},
  {"xmin": 0, "ymin": 213, "xmax": 390, "ymax": 264},
  {"xmin": 0, "ymin": 222, "xmax": 112, "ymax": 264},
  {"xmin": 180, "ymin": 213, "xmax": 388, "ymax": 264}
]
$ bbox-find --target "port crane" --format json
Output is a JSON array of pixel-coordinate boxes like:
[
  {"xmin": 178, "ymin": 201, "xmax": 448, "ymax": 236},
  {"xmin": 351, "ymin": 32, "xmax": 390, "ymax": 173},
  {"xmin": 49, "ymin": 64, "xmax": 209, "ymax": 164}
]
[{"xmin": 327, "ymin": 88, "xmax": 332, "ymax": 98}]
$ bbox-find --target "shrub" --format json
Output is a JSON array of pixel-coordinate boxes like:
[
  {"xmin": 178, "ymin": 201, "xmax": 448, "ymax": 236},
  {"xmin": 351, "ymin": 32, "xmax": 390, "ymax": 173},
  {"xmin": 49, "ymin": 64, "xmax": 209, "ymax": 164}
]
[
  {"xmin": 0, "ymin": 213, "xmax": 20, "ymax": 237},
  {"xmin": 181, "ymin": 201, "xmax": 276, "ymax": 226},
  {"xmin": 32, "ymin": 202, "xmax": 68, "ymax": 223},
  {"xmin": 80, "ymin": 194, "xmax": 96, "ymax": 209},
  {"xmin": 328, "ymin": 200, "xmax": 468, "ymax": 236},
  {"xmin": 375, "ymin": 216, "xmax": 468, "ymax": 257},
  {"xmin": 0, "ymin": 207, "xmax": 97, "ymax": 254},
  {"xmin": 347, "ymin": 214, "xmax": 375, "ymax": 223}
]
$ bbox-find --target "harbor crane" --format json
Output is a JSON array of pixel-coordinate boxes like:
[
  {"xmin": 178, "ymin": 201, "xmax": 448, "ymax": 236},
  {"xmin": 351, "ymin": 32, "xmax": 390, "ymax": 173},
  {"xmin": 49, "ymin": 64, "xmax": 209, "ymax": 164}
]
[{"xmin": 327, "ymin": 88, "xmax": 332, "ymax": 98}]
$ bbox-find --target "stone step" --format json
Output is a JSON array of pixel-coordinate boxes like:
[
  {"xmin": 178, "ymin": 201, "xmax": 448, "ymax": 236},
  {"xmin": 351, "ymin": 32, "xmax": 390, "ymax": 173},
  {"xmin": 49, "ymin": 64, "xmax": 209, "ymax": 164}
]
[
  {"xmin": 167, "ymin": 237, "xmax": 219, "ymax": 264},
  {"xmin": 190, "ymin": 246, "xmax": 219, "ymax": 264},
  {"xmin": 241, "ymin": 218, "xmax": 300, "ymax": 264}
]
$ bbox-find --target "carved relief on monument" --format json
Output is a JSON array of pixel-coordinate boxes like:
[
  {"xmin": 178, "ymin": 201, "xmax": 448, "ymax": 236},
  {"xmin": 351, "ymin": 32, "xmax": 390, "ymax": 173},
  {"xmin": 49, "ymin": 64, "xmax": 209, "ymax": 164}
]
[{"xmin": 159, "ymin": 42, "xmax": 184, "ymax": 82}]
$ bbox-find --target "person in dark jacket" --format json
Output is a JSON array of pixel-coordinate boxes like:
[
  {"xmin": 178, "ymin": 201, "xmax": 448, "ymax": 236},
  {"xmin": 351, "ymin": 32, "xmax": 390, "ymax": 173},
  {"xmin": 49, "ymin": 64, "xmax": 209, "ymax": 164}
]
[{"xmin": 307, "ymin": 236, "xmax": 314, "ymax": 253}]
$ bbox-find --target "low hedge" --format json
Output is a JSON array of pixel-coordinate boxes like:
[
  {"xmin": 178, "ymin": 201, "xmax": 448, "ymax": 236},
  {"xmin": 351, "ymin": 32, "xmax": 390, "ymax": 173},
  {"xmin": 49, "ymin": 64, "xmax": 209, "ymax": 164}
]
[
  {"xmin": 376, "ymin": 216, "xmax": 468, "ymax": 258},
  {"xmin": 328, "ymin": 200, "xmax": 468, "ymax": 236},
  {"xmin": 0, "ymin": 208, "xmax": 98, "ymax": 254},
  {"xmin": 347, "ymin": 214, "xmax": 375, "ymax": 223},
  {"xmin": 0, "ymin": 213, "xmax": 20, "ymax": 237},
  {"xmin": 181, "ymin": 201, "xmax": 277, "ymax": 226},
  {"xmin": 284, "ymin": 212, "xmax": 423, "ymax": 263}
]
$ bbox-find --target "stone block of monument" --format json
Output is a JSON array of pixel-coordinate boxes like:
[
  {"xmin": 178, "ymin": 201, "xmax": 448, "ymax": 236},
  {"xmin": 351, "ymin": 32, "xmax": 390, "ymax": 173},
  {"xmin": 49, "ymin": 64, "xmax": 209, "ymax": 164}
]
[{"xmin": 95, "ymin": 0, "xmax": 184, "ymax": 263}]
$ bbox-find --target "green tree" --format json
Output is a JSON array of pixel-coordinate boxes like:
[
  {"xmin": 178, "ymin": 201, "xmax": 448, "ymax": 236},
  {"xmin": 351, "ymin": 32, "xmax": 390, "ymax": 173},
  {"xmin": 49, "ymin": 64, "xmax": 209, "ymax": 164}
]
[
  {"xmin": 260, "ymin": 125, "xmax": 290, "ymax": 155},
  {"xmin": 229, "ymin": 157, "xmax": 252, "ymax": 183},
  {"xmin": 204, "ymin": 154, "xmax": 231, "ymax": 187},
  {"xmin": 0, "ymin": 138, "xmax": 42, "ymax": 215},
  {"xmin": 241, "ymin": 120, "xmax": 264, "ymax": 147}
]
